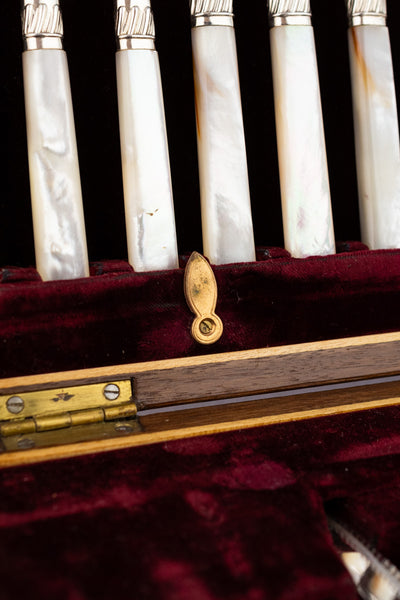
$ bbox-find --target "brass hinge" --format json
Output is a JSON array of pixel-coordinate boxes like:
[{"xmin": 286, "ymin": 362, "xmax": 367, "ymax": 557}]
[{"xmin": 0, "ymin": 380, "xmax": 136, "ymax": 437}]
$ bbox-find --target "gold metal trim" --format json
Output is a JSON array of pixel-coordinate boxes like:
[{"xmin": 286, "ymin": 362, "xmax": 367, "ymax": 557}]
[
  {"xmin": 0, "ymin": 404, "xmax": 137, "ymax": 437},
  {"xmin": 1, "ymin": 332, "xmax": 400, "ymax": 466},
  {"xmin": 1, "ymin": 419, "xmax": 142, "ymax": 455},
  {"xmin": 184, "ymin": 252, "xmax": 223, "ymax": 345},
  {"xmin": 0, "ymin": 380, "xmax": 133, "ymax": 423}
]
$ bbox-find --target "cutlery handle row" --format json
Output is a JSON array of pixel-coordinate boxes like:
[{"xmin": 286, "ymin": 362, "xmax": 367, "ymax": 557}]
[{"xmin": 20, "ymin": 0, "xmax": 400, "ymax": 281}]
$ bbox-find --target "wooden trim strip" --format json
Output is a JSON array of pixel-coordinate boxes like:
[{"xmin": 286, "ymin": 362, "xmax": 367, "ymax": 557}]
[
  {"xmin": 0, "ymin": 394, "xmax": 399, "ymax": 469},
  {"xmin": 1, "ymin": 332, "xmax": 400, "ymax": 468},
  {"xmin": 1, "ymin": 332, "xmax": 400, "ymax": 408}
]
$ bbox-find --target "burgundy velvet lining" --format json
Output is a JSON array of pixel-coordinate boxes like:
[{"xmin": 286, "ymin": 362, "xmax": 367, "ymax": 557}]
[
  {"xmin": 1, "ymin": 250, "xmax": 400, "ymax": 598},
  {"xmin": 1, "ymin": 248, "xmax": 400, "ymax": 377},
  {"xmin": 326, "ymin": 486, "xmax": 400, "ymax": 567},
  {"xmin": 1, "ymin": 406, "xmax": 399, "ymax": 599}
]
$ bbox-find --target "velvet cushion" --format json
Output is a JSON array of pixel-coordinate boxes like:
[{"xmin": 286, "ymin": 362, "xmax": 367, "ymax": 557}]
[
  {"xmin": 2, "ymin": 2, "xmax": 400, "ymax": 596},
  {"xmin": 1, "ymin": 248, "xmax": 399, "ymax": 600},
  {"xmin": 1, "ymin": 247, "xmax": 400, "ymax": 378},
  {"xmin": 1, "ymin": 406, "xmax": 399, "ymax": 599}
]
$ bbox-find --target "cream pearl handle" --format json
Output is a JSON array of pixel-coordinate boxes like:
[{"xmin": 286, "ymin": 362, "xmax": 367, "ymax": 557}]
[
  {"xmin": 22, "ymin": 1, "xmax": 89, "ymax": 281},
  {"xmin": 269, "ymin": 1, "xmax": 335, "ymax": 258},
  {"xmin": 347, "ymin": 0, "xmax": 400, "ymax": 249},
  {"xmin": 115, "ymin": 1, "xmax": 179, "ymax": 272},
  {"xmin": 190, "ymin": 1, "xmax": 256, "ymax": 266}
]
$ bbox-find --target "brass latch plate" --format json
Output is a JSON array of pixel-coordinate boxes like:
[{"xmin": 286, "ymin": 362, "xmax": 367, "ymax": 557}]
[
  {"xmin": 184, "ymin": 252, "xmax": 223, "ymax": 345},
  {"xmin": 1, "ymin": 419, "xmax": 142, "ymax": 454},
  {"xmin": 0, "ymin": 380, "xmax": 135, "ymax": 437}
]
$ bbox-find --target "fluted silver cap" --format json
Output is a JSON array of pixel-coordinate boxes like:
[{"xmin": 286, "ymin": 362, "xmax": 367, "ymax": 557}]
[
  {"xmin": 190, "ymin": 0, "xmax": 234, "ymax": 28},
  {"xmin": 115, "ymin": 0, "xmax": 156, "ymax": 50},
  {"xmin": 268, "ymin": 0, "xmax": 312, "ymax": 27},
  {"xmin": 22, "ymin": 0, "xmax": 64, "ymax": 50},
  {"xmin": 347, "ymin": 0, "xmax": 387, "ymax": 26}
]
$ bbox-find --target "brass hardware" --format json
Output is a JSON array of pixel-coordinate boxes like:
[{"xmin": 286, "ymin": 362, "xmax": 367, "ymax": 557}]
[
  {"xmin": 1, "ymin": 419, "xmax": 142, "ymax": 454},
  {"xmin": 103, "ymin": 383, "xmax": 121, "ymax": 401},
  {"xmin": 0, "ymin": 380, "xmax": 136, "ymax": 439},
  {"xmin": 1, "ymin": 419, "xmax": 36, "ymax": 437},
  {"xmin": 104, "ymin": 404, "xmax": 138, "ymax": 421},
  {"xmin": 6, "ymin": 396, "xmax": 24, "ymax": 414},
  {"xmin": 114, "ymin": 422, "xmax": 136, "ymax": 434},
  {"xmin": 184, "ymin": 252, "xmax": 223, "ymax": 345},
  {"xmin": 17, "ymin": 438, "xmax": 36, "ymax": 450},
  {"xmin": 0, "ymin": 404, "xmax": 137, "ymax": 437},
  {"xmin": 35, "ymin": 412, "xmax": 72, "ymax": 432},
  {"xmin": 0, "ymin": 380, "xmax": 132, "ymax": 422},
  {"xmin": 68, "ymin": 408, "xmax": 105, "ymax": 427}
]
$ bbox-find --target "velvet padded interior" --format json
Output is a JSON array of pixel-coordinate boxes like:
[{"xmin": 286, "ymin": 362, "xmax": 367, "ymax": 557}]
[
  {"xmin": 1, "ymin": 0, "xmax": 400, "ymax": 378},
  {"xmin": 1, "ymin": 406, "xmax": 400, "ymax": 600},
  {"xmin": 2, "ymin": 1, "xmax": 400, "ymax": 597},
  {"xmin": 1, "ymin": 247, "xmax": 400, "ymax": 378}
]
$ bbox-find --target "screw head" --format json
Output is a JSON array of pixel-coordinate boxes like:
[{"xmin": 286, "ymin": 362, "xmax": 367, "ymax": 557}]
[
  {"xmin": 17, "ymin": 438, "xmax": 35, "ymax": 450},
  {"xmin": 6, "ymin": 396, "xmax": 25, "ymax": 415},
  {"xmin": 115, "ymin": 423, "xmax": 134, "ymax": 434},
  {"xmin": 199, "ymin": 318, "xmax": 216, "ymax": 336},
  {"xmin": 103, "ymin": 384, "xmax": 120, "ymax": 401}
]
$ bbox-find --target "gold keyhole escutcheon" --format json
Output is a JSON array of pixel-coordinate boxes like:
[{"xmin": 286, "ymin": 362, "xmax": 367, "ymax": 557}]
[{"xmin": 184, "ymin": 252, "xmax": 224, "ymax": 345}]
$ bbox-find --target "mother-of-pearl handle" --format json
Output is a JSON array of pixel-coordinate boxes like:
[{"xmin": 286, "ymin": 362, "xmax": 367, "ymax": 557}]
[
  {"xmin": 268, "ymin": 0, "xmax": 335, "ymax": 258},
  {"xmin": 115, "ymin": 0, "xmax": 179, "ymax": 272},
  {"xmin": 190, "ymin": 1, "xmax": 256, "ymax": 266},
  {"xmin": 22, "ymin": 0, "xmax": 89, "ymax": 281},
  {"xmin": 347, "ymin": 0, "xmax": 400, "ymax": 250}
]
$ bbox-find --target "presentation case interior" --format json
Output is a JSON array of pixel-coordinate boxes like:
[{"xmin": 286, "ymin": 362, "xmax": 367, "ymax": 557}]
[{"xmin": 1, "ymin": 1, "xmax": 400, "ymax": 599}]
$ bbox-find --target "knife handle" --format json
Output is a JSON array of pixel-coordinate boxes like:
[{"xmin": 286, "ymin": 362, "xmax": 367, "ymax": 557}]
[
  {"xmin": 115, "ymin": 1, "xmax": 179, "ymax": 272},
  {"xmin": 22, "ymin": 0, "xmax": 89, "ymax": 282},
  {"xmin": 269, "ymin": 2, "xmax": 335, "ymax": 258},
  {"xmin": 347, "ymin": 1, "xmax": 400, "ymax": 249},
  {"xmin": 191, "ymin": 2, "xmax": 256, "ymax": 266}
]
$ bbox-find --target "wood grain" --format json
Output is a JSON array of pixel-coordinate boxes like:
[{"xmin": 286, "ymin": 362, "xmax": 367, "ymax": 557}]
[
  {"xmin": 139, "ymin": 379, "xmax": 400, "ymax": 431},
  {"xmin": 133, "ymin": 340, "xmax": 400, "ymax": 409},
  {"xmin": 0, "ymin": 383, "xmax": 398, "ymax": 469},
  {"xmin": 1, "ymin": 333, "xmax": 400, "ymax": 410}
]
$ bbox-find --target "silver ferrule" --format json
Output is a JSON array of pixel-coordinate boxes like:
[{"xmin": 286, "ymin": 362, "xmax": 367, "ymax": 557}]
[
  {"xmin": 22, "ymin": 0, "xmax": 64, "ymax": 51},
  {"xmin": 347, "ymin": 0, "xmax": 387, "ymax": 27},
  {"xmin": 115, "ymin": 0, "xmax": 156, "ymax": 50},
  {"xmin": 190, "ymin": 0, "xmax": 234, "ymax": 28},
  {"xmin": 268, "ymin": 0, "xmax": 312, "ymax": 27}
]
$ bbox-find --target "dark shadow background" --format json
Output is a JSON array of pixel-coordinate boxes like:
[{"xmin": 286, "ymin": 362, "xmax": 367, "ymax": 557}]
[{"xmin": 2, "ymin": 1, "xmax": 400, "ymax": 267}]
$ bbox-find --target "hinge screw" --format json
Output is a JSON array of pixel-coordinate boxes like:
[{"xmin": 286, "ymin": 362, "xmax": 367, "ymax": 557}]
[
  {"xmin": 103, "ymin": 384, "xmax": 120, "ymax": 401},
  {"xmin": 115, "ymin": 423, "xmax": 134, "ymax": 434},
  {"xmin": 17, "ymin": 438, "xmax": 35, "ymax": 450},
  {"xmin": 6, "ymin": 396, "xmax": 25, "ymax": 415}
]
